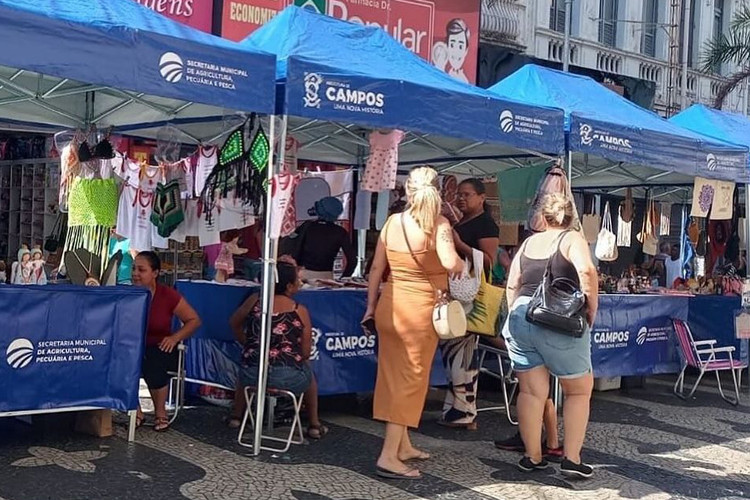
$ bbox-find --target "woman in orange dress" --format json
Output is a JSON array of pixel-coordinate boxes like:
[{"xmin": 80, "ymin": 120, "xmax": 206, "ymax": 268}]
[{"xmin": 363, "ymin": 166, "xmax": 464, "ymax": 480}]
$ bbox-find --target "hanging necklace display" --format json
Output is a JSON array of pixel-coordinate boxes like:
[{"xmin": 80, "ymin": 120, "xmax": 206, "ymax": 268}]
[{"xmin": 74, "ymin": 251, "xmax": 100, "ymax": 286}]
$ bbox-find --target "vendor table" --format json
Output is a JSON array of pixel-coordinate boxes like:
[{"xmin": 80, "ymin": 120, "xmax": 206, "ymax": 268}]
[
  {"xmin": 175, "ymin": 280, "xmax": 446, "ymax": 396},
  {"xmin": 0, "ymin": 285, "xmax": 149, "ymax": 415},
  {"xmin": 178, "ymin": 281, "xmax": 748, "ymax": 391}
]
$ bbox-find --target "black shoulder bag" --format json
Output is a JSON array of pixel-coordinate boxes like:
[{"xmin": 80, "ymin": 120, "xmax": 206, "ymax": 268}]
[{"xmin": 525, "ymin": 231, "xmax": 587, "ymax": 337}]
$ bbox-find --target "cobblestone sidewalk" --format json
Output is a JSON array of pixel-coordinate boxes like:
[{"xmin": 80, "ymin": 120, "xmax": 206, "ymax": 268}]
[{"xmin": 1, "ymin": 377, "xmax": 749, "ymax": 500}]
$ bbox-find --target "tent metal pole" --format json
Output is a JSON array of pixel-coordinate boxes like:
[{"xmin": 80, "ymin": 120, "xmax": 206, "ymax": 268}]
[
  {"xmin": 253, "ymin": 114, "xmax": 286, "ymax": 456},
  {"xmin": 680, "ymin": 0, "xmax": 690, "ymax": 111},
  {"xmin": 566, "ymin": 150, "xmax": 572, "ymax": 184}
]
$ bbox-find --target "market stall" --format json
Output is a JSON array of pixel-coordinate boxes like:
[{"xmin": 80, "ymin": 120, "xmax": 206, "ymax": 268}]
[
  {"xmin": 0, "ymin": 0, "xmax": 276, "ymax": 439},
  {"xmin": 229, "ymin": 6, "xmax": 569, "ymax": 454},
  {"xmin": 485, "ymin": 65, "xmax": 750, "ymax": 386}
]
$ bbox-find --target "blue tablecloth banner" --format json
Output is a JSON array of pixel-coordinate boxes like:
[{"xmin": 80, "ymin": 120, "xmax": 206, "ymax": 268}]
[
  {"xmin": 592, "ymin": 295, "xmax": 689, "ymax": 378},
  {"xmin": 175, "ymin": 281, "xmax": 446, "ymax": 396},
  {"xmin": 688, "ymin": 295, "xmax": 749, "ymax": 365},
  {"xmin": 0, "ymin": 285, "xmax": 149, "ymax": 413}
]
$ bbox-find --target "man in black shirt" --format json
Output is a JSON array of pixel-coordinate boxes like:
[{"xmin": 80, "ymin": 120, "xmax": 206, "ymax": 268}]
[{"xmin": 292, "ymin": 196, "xmax": 356, "ymax": 280}]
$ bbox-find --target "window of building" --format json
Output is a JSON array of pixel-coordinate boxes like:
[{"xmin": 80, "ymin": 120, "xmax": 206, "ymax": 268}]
[
  {"xmin": 642, "ymin": 0, "xmax": 659, "ymax": 57},
  {"xmin": 713, "ymin": 0, "xmax": 725, "ymax": 73},
  {"xmin": 681, "ymin": 0, "xmax": 697, "ymax": 68},
  {"xmin": 549, "ymin": 0, "xmax": 567, "ymax": 33},
  {"xmin": 599, "ymin": 0, "xmax": 618, "ymax": 47}
]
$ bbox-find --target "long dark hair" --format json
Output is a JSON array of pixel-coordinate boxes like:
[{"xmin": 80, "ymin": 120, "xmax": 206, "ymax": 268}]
[{"xmin": 459, "ymin": 178, "xmax": 489, "ymax": 212}]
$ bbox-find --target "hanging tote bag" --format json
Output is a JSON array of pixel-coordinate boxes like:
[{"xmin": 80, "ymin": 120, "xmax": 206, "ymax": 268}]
[
  {"xmin": 466, "ymin": 270, "xmax": 505, "ymax": 337},
  {"xmin": 401, "ymin": 214, "xmax": 467, "ymax": 341},
  {"xmin": 595, "ymin": 202, "xmax": 618, "ymax": 262},
  {"xmin": 449, "ymin": 248, "xmax": 483, "ymax": 305},
  {"xmin": 642, "ymin": 197, "xmax": 659, "ymax": 256},
  {"xmin": 617, "ymin": 205, "xmax": 632, "ymax": 247},
  {"xmin": 581, "ymin": 196, "xmax": 601, "ymax": 243}
]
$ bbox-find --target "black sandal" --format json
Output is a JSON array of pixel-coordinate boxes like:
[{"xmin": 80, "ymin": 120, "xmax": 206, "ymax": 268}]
[
  {"xmin": 307, "ymin": 424, "xmax": 329, "ymax": 440},
  {"xmin": 375, "ymin": 466, "xmax": 421, "ymax": 480}
]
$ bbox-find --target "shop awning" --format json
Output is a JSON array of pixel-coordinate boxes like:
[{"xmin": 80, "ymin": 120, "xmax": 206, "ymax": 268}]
[
  {"xmin": 239, "ymin": 6, "xmax": 566, "ymax": 170},
  {"xmin": 0, "ymin": 0, "xmax": 276, "ymax": 135},
  {"xmin": 488, "ymin": 65, "xmax": 749, "ymax": 185}
]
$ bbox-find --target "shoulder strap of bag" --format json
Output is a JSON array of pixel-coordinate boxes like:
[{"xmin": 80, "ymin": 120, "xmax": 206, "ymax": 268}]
[
  {"xmin": 400, "ymin": 213, "xmax": 441, "ymax": 293},
  {"xmin": 543, "ymin": 230, "xmax": 571, "ymax": 279}
]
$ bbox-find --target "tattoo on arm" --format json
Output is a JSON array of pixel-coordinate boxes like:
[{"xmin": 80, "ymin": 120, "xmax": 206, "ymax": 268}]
[{"xmin": 438, "ymin": 226, "xmax": 453, "ymax": 244}]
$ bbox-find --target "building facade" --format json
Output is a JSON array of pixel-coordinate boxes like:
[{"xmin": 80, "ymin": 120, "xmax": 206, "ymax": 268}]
[{"xmin": 479, "ymin": 0, "xmax": 749, "ymax": 115}]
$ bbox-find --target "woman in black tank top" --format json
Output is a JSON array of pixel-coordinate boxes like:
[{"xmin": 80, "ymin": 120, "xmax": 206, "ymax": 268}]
[{"xmin": 502, "ymin": 193, "xmax": 599, "ymax": 479}]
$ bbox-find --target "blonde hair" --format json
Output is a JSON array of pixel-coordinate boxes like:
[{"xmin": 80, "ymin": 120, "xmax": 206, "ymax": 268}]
[
  {"xmin": 406, "ymin": 166, "xmax": 441, "ymax": 234},
  {"xmin": 541, "ymin": 192, "xmax": 574, "ymax": 228}
]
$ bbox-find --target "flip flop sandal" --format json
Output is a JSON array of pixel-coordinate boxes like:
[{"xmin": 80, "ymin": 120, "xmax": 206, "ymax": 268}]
[
  {"xmin": 375, "ymin": 466, "xmax": 421, "ymax": 480},
  {"xmin": 436, "ymin": 418, "xmax": 478, "ymax": 431},
  {"xmin": 307, "ymin": 424, "xmax": 329, "ymax": 440},
  {"xmin": 135, "ymin": 413, "xmax": 145, "ymax": 428},
  {"xmin": 154, "ymin": 417, "xmax": 170, "ymax": 432}
]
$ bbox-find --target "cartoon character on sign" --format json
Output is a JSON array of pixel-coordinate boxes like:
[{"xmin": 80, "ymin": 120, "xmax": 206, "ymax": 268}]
[{"xmin": 431, "ymin": 19, "xmax": 470, "ymax": 83}]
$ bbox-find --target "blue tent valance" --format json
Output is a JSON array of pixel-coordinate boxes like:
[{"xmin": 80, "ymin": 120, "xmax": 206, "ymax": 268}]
[
  {"xmin": 0, "ymin": 0, "xmax": 276, "ymax": 114},
  {"xmin": 241, "ymin": 7, "xmax": 566, "ymax": 155},
  {"xmin": 488, "ymin": 65, "xmax": 749, "ymax": 182}
]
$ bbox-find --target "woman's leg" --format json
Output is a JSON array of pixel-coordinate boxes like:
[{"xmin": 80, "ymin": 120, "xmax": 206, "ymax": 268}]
[
  {"xmin": 305, "ymin": 374, "xmax": 321, "ymax": 428},
  {"xmin": 543, "ymin": 397, "xmax": 559, "ymax": 449},
  {"xmin": 397, "ymin": 427, "xmax": 430, "ymax": 461},
  {"xmin": 559, "ymin": 373, "xmax": 594, "ymax": 464},
  {"xmin": 377, "ymin": 422, "xmax": 420, "ymax": 477},
  {"xmin": 516, "ymin": 365, "xmax": 550, "ymax": 463},
  {"xmin": 150, "ymin": 386, "xmax": 169, "ymax": 420}
]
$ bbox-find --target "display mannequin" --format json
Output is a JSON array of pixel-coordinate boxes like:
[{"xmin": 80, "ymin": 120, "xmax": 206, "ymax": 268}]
[{"xmin": 214, "ymin": 232, "xmax": 248, "ymax": 283}]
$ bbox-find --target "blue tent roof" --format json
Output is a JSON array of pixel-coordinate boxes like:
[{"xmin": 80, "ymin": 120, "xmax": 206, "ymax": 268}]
[
  {"xmin": 670, "ymin": 104, "xmax": 750, "ymax": 155},
  {"xmin": 0, "ymin": 0, "xmax": 276, "ymax": 114},
  {"xmin": 241, "ymin": 7, "xmax": 566, "ymax": 155},
  {"xmin": 488, "ymin": 64, "xmax": 748, "ymax": 181}
]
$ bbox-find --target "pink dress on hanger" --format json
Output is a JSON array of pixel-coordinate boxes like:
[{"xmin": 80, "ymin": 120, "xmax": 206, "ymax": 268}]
[{"xmin": 361, "ymin": 130, "xmax": 405, "ymax": 192}]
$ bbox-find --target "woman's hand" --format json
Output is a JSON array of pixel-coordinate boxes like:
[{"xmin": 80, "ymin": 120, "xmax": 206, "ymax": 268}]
[
  {"xmin": 159, "ymin": 335, "xmax": 181, "ymax": 353},
  {"xmin": 362, "ymin": 306, "xmax": 375, "ymax": 323}
]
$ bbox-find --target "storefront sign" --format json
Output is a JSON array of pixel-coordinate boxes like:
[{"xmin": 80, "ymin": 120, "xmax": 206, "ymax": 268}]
[
  {"xmin": 221, "ymin": 0, "xmax": 480, "ymax": 83},
  {"xmin": 133, "ymin": 0, "xmax": 214, "ymax": 33}
]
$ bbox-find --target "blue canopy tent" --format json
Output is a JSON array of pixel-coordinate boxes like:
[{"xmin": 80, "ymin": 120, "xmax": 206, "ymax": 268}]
[
  {"xmin": 239, "ymin": 6, "xmax": 566, "ymax": 171},
  {"xmin": 488, "ymin": 65, "xmax": 749, "ymax": 189},
  {"xmin": 238, "ymin": 6, "xmax": 569, "ymax": 455},
  {"xmin": 670, "ymin": 104, "xmax": 750, "ymax": 158},
  {"xmin": 0, "ymin": 0, "xmax": 276, "ymax": 139}
]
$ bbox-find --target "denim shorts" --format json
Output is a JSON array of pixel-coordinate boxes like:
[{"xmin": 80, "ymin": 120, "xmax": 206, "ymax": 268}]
[
  {"xmin": 502, "ymin": 296, "xmax": 592, "ymax": 379},
  {"xmin": 241, "ymin": 363, "xmax": 312, "ymax": 395}
]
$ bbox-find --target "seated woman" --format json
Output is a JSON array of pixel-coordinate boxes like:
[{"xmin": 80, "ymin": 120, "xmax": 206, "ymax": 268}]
[
  {"xmin": 228, "ymin": 258, "xmax": 327, "ymax": 439},
  {"xmin": 133, "ymin": 251, "xmax": 201, "ymax": 431}
]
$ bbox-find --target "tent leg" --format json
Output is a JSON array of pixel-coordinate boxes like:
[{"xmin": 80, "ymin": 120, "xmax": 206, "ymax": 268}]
[
  {"xmin": 356, "ymin": 229, "xmax": 367, "ymax": 277},
  {"xmin": 252, "ymin": 115, "xmax": 288, "ymax": 456}
]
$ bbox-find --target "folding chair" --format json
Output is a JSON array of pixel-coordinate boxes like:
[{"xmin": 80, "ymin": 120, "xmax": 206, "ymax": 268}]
[
  {"xmin": 237, "ymin": 386, "xmax": 305, "ymax": 453},
  {"xmin": 165, "ymin": 343, "xmax": 187, "ymax": 424},
  {"xmin": 477, "ymin": 343, "xmax": 519, "ymax": 425},
  {"xmin": 672, "ymin": 319, "xmax": 746, "ymax": 406}
]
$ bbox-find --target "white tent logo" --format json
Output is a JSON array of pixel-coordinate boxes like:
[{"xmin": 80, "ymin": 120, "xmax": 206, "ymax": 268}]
[
  {"xmin": 303, "ymin": 72, "xmax": 323, "ymax": 109},
  {"xmin": 499, "ymin": 110, "xmax": 514, "ymax": 133},
  {"xmin": 707, "ymin": 153, "xmax": 717, "ymax": 171},
  {"xmin": 580, "ymin": 123, "xmax": 593, "ymax": 145},
  {"xmin": 6, "ymin": 338, "xmax": 34, "ymax": 369},
  {"xmin": 636, "ymin": 327, "xmax": 648, "ymax": 346},
  {"xmin": 310, "ymin": 328, "xmax": 322, "ymax": 361},
  {"xmin": 159, "ymin": 52, "xmax": 184, "ymax": 84}
]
